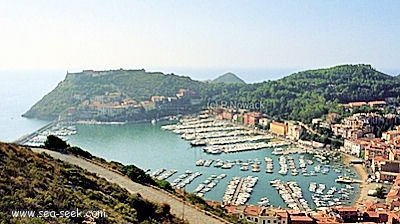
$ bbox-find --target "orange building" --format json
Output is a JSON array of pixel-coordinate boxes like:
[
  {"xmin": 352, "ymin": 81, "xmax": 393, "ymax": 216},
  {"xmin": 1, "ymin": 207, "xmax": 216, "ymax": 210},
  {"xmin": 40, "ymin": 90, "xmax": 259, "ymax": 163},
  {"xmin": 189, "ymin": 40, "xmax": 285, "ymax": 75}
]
[
  {"xmin": 270, "ymin": 122, "xmax": 287, "ymax": 136},
  {"xmin": 243, "ymin": 112, "xmax": 263, "ymax": 126}
]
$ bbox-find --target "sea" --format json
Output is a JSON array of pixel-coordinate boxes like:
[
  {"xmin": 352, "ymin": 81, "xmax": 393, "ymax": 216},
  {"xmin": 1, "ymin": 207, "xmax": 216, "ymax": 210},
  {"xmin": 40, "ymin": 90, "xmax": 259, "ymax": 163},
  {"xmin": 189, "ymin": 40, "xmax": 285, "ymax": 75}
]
[{"xmin": 4, "ymin": 67, "xmax": 400, "ymax": 209}]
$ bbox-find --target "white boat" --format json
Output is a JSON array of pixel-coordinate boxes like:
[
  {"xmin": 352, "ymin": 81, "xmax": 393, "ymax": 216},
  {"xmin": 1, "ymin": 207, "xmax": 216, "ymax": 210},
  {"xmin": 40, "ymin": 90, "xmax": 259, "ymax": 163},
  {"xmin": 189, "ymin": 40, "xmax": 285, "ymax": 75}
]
[{"xmin": 335, "ymin": 176, "xmax": 353, "ymax": 184}]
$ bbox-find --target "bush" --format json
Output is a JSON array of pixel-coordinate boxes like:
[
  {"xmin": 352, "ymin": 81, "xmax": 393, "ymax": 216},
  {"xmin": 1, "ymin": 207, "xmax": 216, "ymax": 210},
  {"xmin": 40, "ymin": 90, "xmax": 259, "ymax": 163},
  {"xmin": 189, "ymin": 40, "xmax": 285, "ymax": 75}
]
[{"xmin": 44, "ymin": 135, "xmax": 68, "ymax": 152}]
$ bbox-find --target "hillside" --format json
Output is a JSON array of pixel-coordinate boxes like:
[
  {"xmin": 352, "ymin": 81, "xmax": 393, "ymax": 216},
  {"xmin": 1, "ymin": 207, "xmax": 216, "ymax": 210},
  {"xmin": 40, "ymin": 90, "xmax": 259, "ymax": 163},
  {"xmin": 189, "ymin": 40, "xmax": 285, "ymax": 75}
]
[
  {"xmin": 212, "ymin": 72, "xmax": 246, "ymax": 84},
  {"xmin": 23, "ymin": 69, "xmax": 207, "ymax": 121},
  {"xmin": 23, "ymin": 64, "xmax": 400, "ymax": 123},
  {"xmin": 0, "ymin": 142, "xmax": 184, "ymax": 223},
  {"xmin": 211, "ymin": 64, "xmax": 400, "ymax": 122}
]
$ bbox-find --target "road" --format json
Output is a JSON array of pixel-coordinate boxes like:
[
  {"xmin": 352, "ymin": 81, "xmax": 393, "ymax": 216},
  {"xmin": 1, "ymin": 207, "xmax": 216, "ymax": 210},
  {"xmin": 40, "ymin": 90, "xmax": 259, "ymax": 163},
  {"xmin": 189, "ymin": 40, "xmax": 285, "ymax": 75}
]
[{"xmin": 32, "ymin": 148, "xmax": 227, "ymax": 224}]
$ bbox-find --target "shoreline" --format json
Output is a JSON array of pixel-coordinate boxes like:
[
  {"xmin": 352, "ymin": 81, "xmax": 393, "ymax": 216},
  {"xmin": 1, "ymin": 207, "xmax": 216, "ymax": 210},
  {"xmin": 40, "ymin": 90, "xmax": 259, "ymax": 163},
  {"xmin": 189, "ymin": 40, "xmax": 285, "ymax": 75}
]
[{"xmin": 341, "ymin": 153, "xmax": 379, "ymax": 205}]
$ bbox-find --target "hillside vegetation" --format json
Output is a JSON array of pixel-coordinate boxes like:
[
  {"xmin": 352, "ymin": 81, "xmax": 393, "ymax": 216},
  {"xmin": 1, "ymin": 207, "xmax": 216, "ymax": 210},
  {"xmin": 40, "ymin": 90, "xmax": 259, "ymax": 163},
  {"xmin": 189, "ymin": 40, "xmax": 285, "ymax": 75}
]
[
  {"xmin": 211, "ymin": 64, "xmax": 400, "ymax": 122},
  {"xmin": 23, "ymin": 69, "xmax": 207, "ymax": 120},
  {"xmin": 23, "ymin": 64, "xmax": 400, "ymax": 123},
  {"xmin": 0, "ymin": 142, "xmax": 184, "ymax": 223}
]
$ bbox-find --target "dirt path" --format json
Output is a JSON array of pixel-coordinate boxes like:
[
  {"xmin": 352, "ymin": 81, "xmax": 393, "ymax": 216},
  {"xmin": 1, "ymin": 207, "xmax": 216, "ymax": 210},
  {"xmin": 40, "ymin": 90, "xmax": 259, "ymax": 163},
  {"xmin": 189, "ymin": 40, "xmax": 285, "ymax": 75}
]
[{"xmin": 32, "ymin": 148, "xmax": 227, "ymax": 224}]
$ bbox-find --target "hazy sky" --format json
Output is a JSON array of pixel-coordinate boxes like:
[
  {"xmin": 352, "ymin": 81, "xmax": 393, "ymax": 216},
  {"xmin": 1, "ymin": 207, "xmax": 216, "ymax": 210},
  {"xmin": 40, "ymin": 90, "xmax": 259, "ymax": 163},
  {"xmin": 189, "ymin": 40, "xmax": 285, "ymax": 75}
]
[{"xmin": 1, "ymin": 0, "xmax": 399, "ymax": 77}]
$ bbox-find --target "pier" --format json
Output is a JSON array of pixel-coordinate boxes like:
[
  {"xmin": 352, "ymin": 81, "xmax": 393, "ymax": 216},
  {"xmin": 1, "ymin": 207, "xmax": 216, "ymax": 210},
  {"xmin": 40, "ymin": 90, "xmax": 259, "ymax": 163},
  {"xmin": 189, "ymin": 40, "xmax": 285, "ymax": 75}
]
[
  {"xmin": 13, "ymin": 121, "xmax": 77, "ymax": 146},
  {"xmin": 13, "ymin": 121, "xmax": 56, "ymax": 145},
  {"xmin": 283, "ymin": 182, "xmax": 307, "ymax": 211},
  {"xmin": 231, "ymin": 178, "xmax": 245, "ymax": 205}
]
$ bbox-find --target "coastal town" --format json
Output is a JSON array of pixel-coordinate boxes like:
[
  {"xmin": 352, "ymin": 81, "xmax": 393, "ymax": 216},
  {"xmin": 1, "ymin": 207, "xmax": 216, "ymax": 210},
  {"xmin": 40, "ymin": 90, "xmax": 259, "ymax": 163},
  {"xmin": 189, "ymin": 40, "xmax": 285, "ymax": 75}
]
[
  {"xmin": 16, "ymin": 96, "xmax": 400, "ymax": 223},
  {"xmin": 2, "ymin": 1, "xmax": 399, "ymax": 223}
]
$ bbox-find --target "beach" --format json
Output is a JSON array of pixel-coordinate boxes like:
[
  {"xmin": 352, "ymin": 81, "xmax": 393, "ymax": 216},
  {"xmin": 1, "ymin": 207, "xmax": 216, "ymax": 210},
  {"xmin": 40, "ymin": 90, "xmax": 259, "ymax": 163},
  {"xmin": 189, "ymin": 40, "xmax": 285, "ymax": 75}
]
[{"xmin": 342, "ymin": 153, "xmax": 380, "ymax": 205}]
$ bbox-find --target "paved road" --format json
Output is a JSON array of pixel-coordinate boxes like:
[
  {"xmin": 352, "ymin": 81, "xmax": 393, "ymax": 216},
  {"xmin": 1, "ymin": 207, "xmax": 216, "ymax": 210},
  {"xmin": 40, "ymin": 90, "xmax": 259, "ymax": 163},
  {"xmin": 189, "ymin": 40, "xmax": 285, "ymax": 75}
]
[{"xmin": 32, "ymin": 148, "xmax": 226, "ymax": 224}]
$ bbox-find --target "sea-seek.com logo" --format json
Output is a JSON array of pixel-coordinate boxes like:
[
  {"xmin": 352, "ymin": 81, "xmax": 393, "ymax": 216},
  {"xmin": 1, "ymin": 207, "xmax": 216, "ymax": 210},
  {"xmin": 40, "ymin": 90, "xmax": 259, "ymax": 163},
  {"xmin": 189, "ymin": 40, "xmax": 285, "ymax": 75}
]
[
  {"xmin": 207, "ymin": 100, "xmax": 264, "ymax": 110},
  {"xmin": 10, "ymin": 208, "xmax": 106, "ymax": 219}
]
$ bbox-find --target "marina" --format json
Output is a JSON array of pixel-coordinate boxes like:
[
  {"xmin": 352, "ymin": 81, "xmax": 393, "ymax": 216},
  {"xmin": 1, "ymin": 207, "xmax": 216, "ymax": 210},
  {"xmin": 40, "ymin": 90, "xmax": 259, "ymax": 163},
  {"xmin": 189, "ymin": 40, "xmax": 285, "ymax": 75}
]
[{"xmin": 19, "ymin": 117, "xmax": 360, "ymax": 210}]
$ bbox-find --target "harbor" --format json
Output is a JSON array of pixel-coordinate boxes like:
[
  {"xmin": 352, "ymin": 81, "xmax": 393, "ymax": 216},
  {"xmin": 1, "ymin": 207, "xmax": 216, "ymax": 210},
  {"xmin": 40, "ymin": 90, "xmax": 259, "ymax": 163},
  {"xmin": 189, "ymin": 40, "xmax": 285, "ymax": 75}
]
[
  {"xmin": 19, "ymin": 116, "xmax": 361, "ymax": 210},
  {"xmin": 159, "ymin": 115, "xmax": 361, "ymax": 208}
]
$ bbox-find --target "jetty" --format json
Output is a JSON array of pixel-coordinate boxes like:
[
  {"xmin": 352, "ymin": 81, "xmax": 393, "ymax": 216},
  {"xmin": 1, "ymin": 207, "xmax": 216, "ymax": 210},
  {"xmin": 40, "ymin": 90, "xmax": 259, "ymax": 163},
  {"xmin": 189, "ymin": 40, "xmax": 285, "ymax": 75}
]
[
  {"xmin": 222, "ymin": 176, "xmax": 258, "ymax": 206},
  {"xmin": 13, "ymin": 121, "xmax": 56, "ymax": 145},
  {"xmin": 13, "ymin": 121, "xmax": 77, "ymax": 146},
  {"xmin": 270, "ymin": 179, "xmax": 310, "ymax": 211}
]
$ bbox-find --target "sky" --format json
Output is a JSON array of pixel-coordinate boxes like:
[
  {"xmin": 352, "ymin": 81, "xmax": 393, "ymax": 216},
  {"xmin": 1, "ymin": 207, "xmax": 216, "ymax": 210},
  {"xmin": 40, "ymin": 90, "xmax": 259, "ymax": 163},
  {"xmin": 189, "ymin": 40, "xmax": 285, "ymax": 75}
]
[{"xmin": 0, "ymin": 0, "xmax": 399, "ymax": 81}]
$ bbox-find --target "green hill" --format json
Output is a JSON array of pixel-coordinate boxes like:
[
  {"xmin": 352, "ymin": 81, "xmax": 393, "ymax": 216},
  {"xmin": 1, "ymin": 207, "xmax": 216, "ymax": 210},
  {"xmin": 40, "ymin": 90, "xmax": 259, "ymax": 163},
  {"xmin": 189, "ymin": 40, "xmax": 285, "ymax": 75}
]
[
  {"xmin": 23, "ymin": 64, "xmax": 400, "ymax": 123},
  {"xmin": 210, "ymin": 64, "xmax": 400, "ymax": 122},
  {"xmin": 0, "ymin": 142, "xmax": 183, "ymax": 223},
  {"xmin": 23, "ymin": 69, "xmax": 207, "ymax": 121},
  {"xmin": 212, "ymin": 72, "xmax": 246, "ymax": 84}
]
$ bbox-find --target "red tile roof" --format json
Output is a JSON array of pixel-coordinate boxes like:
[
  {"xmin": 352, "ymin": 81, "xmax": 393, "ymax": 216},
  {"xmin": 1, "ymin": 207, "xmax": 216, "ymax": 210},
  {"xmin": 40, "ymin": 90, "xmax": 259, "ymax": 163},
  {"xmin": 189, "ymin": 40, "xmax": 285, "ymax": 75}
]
[
  {"xmin": 365, "ymin": 211, "xmax": 379, "ymax": 218},
  {"xmin": 290, "ymin": 215, "xmax": 313, "ymax": 222},
  {"xmin": 223, "ymin": 205, "xmax": 237, "ymax": 214},
  {"xmin": 244, "ymin": 206, "xmax": 262, "ymax": 216},
  {"xmin": 335, "ymin": 207, "xmax": 358, "ymax": 212}
]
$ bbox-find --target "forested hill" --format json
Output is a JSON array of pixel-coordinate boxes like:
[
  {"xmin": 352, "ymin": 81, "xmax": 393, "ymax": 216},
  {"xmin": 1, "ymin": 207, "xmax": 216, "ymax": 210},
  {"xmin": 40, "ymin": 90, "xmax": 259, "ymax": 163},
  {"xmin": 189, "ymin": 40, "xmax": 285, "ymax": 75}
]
[
  {"xmin": 0, "ymin": 143, "xmax": 183, "ymax": 223},
  {"xmin": 211, "ymin": 64, "xmax": 400, "ymax": 122},
  {"xmin": 23, "ymin": 64, "xmax": 400, "ymax": 123},
  {"xmin": 23, "ymin": 69, "xmax": 207, "ymax": 120}
]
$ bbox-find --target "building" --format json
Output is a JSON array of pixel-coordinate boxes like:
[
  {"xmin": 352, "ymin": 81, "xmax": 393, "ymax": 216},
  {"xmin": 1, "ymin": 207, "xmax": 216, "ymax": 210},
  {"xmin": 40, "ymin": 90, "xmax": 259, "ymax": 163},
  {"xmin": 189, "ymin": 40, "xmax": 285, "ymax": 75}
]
[
  {"xmin": 243, "ymin": 112, "xmax": 263, "ymax": 126},
  {"xmin": 227, "ymin": 205, "xmax": 289, "ymax": 224},
  {"xmin": 364, "ymin": 139, "xmax": 389, "ymax": 161},
  {"xmin": 348, "ymin": 101, "xmax": 367, "ymax": 108},
  {"xmin": 369, "ymin": 101, "xmax": 387, "ymax": 108},
  {"xmin": 332, "ymin": 207, "xmax": 359, "ymax": 223},
  {"xmin": 221, "ymin": 110, "xmax": 235, "ymax": 120},
  {"xmin": 343, "ymin": 139, "xmax": 369, "ymax": 157},
  {"xmin": 270, "ymin": 122, "xmax": 287, "ymax": 136},
  {"xmin": 374, "ymin": 159, "xmax": 400, "ymax": 181},
  {"xmin": 383, "ymin": 130, "xmax": 400, "ymax": 142},
  {"xmin": 287, "ymin": 124, "xmax": 303, "ymax": 140},
  {"xmin": 310, "ymin": 210, "xmax": 341, "ymax": 224},
  {"xmin": 288, "ymin": 211, "xmax": 313, "ymax": 224},
  {"xmin": 151, "ymin": 95, "xmax": 165, "ymax": 102}
]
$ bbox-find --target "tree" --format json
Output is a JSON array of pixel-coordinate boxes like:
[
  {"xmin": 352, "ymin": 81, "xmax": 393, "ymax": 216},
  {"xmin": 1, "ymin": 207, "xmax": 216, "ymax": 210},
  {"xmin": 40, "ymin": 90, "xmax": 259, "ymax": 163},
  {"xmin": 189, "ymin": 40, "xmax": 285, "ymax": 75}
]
[
  {"xmin": 375, "ymin": 186, "xmax": 385, "ymax": 199},
  {"xmin": 44, "ymin": 135, "xmax": 68, "ymax": 152}
]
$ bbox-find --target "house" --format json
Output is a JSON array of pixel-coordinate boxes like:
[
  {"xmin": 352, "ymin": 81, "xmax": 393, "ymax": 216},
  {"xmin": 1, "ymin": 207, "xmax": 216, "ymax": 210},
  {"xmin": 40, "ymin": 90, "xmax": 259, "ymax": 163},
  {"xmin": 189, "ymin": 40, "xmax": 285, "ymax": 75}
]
[
  {"xmin": 331, "ymin": 124, "xmax": 351, "ymax": 138},
  {"xmin": 243, "ymin": 112, "xmax": 263, "ymax": 126},
  {"xmin": 287, "ymin": 123, "xmax": 303, "ymax": 140}
]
